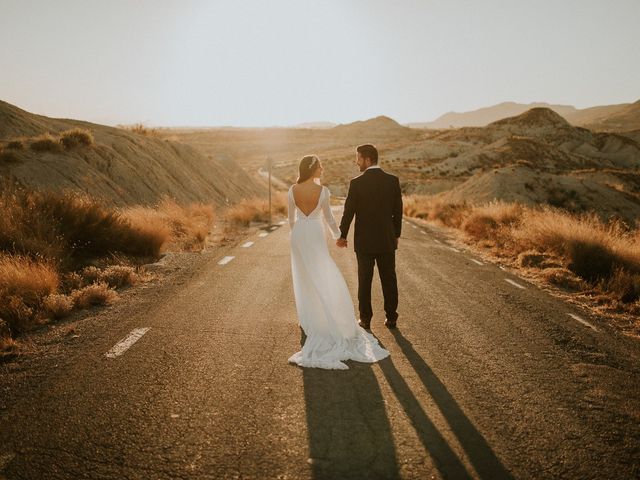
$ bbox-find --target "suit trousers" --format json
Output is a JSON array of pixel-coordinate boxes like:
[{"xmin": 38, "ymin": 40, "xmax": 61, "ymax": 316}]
[{"xmin": 356, "ymin": 251, "xmax": 398, "ymax": 322}]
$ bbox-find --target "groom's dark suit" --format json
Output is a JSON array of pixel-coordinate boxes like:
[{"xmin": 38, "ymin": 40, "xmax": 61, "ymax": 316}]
[{"xmin": 339, "ymin": 166, "xmax": 403, "ymax": 324}]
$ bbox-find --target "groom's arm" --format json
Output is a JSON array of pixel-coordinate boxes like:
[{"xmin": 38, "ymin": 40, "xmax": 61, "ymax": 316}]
[
  {"xmin": 392, "ymin": 176, "xmax": 403, "ymax": 239},
  {"xmin": 339, "ymin": 179, "xmax": 357, "ymax": 239}
]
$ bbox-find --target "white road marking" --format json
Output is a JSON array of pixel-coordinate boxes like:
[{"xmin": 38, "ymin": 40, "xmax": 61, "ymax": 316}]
[
  {"xmin": 270, "ymin": 226, "xmax": 278, "ymax": 231},
  {"xmin": 278, "ymin": 221, "xmax": 286, "ymax": 225},
  {"xmin": 105, "ymin": 328, "xmax": 150, "ymax": 358},
  {"xmin": 242, "ymin": 241, "xmax": 254, "ymax": 248},
  {"xmin": 448, "ymin": 247, "xmax": 460, "ymax": 252},
  {"xmin": 499, "ymin": 265, "xmax": 507, "ymax": 271},
  {"xmin": 218, "ymin": 256, "xmax": 235, "ymax": 265},
  {"xmin": 411, "ymin": 224, "xmax": 417, "ymax": 229},
  {"xmin": 504, "ymin": 278, "xmax": 526, "ymax": 289},
  {"xmin": 470, "ymin": 259, "xmax": 484, "ymax": 266},
  {"xmin": 434, "ymin": 239, "xmax": 441, "ymax": 244},
  {"xmin": 420, "ymin": 230, "xmax": 426, "ymax": 234},
  {"xmin": 258, "ymin": 232, "xmax": 268, "ymax": 238},
  {"xmin": 567, "ymin": 313, "xmax": 598, "ymax": 332}
]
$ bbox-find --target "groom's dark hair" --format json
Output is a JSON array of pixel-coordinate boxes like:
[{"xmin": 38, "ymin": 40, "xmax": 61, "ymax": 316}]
[{"xmin": 357, "ymin": 144, "xmax": 378, "ymax": 164}]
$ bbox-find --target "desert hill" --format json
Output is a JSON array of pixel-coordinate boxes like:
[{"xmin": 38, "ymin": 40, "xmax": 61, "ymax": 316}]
[
  {"xmin": 332, "ymin": 115, "xmax": 422, "ymax": 142},
  {"xmin": 583, "ymin": 100, "xmax": 640, "ymax": 132},
  {"xmin": 395, "ymin": 108, "xmax": 640, "ymax": 224},
  {"xmin": 0, "ymin": 100, "xmax": 264, "ymax": 206},
  {"xmin": 411, "ymin": 101, "xmax": 632, "ymax": 130}
]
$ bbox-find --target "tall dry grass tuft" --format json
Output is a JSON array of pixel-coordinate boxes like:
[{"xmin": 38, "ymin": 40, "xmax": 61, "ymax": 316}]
[
  {"xmin": 60, "ymin": 128, "xmax": 94, "ymax": 149},
  {"xmin": 224, "ymin": 193, "xmax": 287, "ymax": 227},
  {"xmin": 30, "ymin": 133, "xmax": 62, "ymax": 152},
  {"xmin": 121, "ymin": 196, "xmax": 214, "ymax": 252},
  {"xmin": 404, "ymin": 194, "xmax": 640, "ymax": 309},
  {"xmin": 0, "ymin": 187, "xmax": 171, "ymax": 266},
  {"xmin": 462, "ymin": 202, "xmax": 524, "ymax": 241},
  {"xmin": 43, "ymin": 293, "xmax": 74, "ymax": 319},
  {"xmin": 0, "ymin": 255, "xmax": 59, "ymax": 332},
  {"xmin": 71, "ymin": 282, "xmax": 118, "ymax": 308},
  {"xmin": 403, "ymin": 195, "xmax": 471, "ymax": 228}
]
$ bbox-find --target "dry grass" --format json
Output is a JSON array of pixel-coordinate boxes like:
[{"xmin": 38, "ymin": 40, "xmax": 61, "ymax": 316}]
[
  {"xmin": 79, "ymin": 265, "xmax": 140, "ymax": 288},
  {"xmin": 404, "ymin": 194, "xmax": 640, "ymax": 319},
  {"xmin": 71, "ymin": 282, "xmax": 118, "ymax": 308},
  {"xmin": 6, "ymin": 139, "xmax": 25, "ymax": 150},
  {"xmin": 0, "ymin": 185, "xmax": 215, "ymax": 346},
  {"xmin": 122, "ymin": 123, "xmax": 160, "ymax": 137},
  {"xmin": 30, "ymin": 133, "xmax": 62, "ymax": 152},
  {"xmin": 0, "ymin": 255, "xmax": 59, "ymax": 333},
  {"xmin": 121, "ymin": 196, "xmax": 215, "ymax": 252},
  {"xmin": 43, "ymin": 293, "xmax": 74, "ymax": 319},
  {"xmin": 0, "ymin": 148, "xmax": 20, "ymax": 163},
  {"xmin": 0, "ymin": 186, "xmax": 171, "ymax": 266},
  {"xmin": 60, "ymin": 128, "xmax": 94, "ymax": 148},
  {"xmin": 224, "ymin": 193, "xmax": 287, "ymax": 227}
]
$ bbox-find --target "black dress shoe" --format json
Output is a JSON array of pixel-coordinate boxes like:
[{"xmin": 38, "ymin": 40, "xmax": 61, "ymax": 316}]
[
  {"xmin": 384, "ymin": 320, "xmax": 397, "ymax": 329},
  {"xmin": 358, "ymin": 320, "xmax": 371, "ymax": 330}
]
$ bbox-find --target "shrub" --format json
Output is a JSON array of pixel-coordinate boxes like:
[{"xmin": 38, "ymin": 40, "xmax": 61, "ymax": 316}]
[
  {"xmin": 6, "ymin": 140, "xmax": 24, "ymax": 150},
  {"xmin": 43, "ymin": 293, "xmax": 74, "ymax": 319},
  {"xmin": 30, "ymin": 133, "xmax": 61, "ymax": 152},
  {"xmin": 224, "ymin": 193, "xmax": 287, "ymax": 227},
  {"xmin": 71, "ymin": 282, "xmax": 118, "ymax": 308},
  {"xmin": 60, "ymin": 128, "xmax": 94, "ymax": 148},
  {"xmin": 0, "ymin": 149, "xmax": 20, "ymax": 163}
]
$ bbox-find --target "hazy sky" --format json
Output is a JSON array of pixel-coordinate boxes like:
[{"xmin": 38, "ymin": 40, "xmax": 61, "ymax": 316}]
[{"xmin": 1, "ymin": 0, "xmax": 638, "ymax": 126}]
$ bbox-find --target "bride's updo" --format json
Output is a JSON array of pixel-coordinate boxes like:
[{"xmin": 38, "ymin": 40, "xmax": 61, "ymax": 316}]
[{"xmin": 296, "ymin": 155, "xmax": 320, "ymax": 184}]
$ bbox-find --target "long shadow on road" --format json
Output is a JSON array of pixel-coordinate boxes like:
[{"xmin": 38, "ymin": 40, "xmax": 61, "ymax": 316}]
[
  {"xmin": 388, "ymin": 329, "xmax": 514, "ymax": 480},
  {"xmin": 300, "ymin": 329, "xmax": 400, "ymax": 480}
]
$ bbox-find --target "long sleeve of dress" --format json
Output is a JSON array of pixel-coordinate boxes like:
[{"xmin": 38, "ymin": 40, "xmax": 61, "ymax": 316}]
[
  {"xmin": 322, "ymin": 187, "xmax": 342, "ymax": 240},
  {"xmin": 287, "ymin": 186, "xmax": 296, "ymax": 229}
]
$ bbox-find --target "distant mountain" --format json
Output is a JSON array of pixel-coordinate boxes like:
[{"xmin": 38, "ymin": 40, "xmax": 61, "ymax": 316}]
[
  {"xmin": 395, "ymin": 107, "xmax": 640, "ymax": 223},
  {"xmin": 415, "ymin": 102, "xmax": 577, "ymax": 129},
  {"xmin": 332, "ymin": 116, "xmax": 420, "ymax": 141},
  {"xmin": 583, "ymin": 100, "xmax": 640, "ymax": 132},
  {"xmin": 0, "ymin": 100, "xmax": 264, "ymax": 206},
  {"xmin": 412, "ymin": 101, "xmax": 632, "ymax": 130}
]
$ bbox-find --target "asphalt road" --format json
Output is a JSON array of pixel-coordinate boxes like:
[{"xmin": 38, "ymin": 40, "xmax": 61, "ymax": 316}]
[{"xmin": 1, "ymin": 212, "xmax": 639, "ymax": 479}]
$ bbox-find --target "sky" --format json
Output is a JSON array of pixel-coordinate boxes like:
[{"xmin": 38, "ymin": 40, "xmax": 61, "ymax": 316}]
[{"xmin": 1, "ymin": 0, "xmax": 639, "ymax": 127}]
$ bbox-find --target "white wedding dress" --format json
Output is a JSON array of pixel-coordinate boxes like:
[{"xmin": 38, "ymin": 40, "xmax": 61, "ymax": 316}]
[{"xmin": 287, "ymin": 184, "xmax": 390, "ymax": 370}]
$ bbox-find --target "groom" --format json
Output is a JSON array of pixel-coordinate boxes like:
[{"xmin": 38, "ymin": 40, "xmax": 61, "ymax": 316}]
[{"xmin": 337, "ymin": 144, "xmax": 403, "ymax": 329}]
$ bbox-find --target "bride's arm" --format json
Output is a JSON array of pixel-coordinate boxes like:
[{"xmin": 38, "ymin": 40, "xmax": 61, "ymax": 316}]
[
  {"xmin": 287, "ymin": 186, "xmax": 296, "ymax": 229},
  {"xmin": 321, "ymin": 187, "xmax": 341, "ymax": 240}
]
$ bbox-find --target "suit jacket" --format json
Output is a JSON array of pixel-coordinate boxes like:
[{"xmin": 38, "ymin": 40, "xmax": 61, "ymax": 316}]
[{"xmin": 339, "ymin": 167, "xmax": 403, "ymax": 253}]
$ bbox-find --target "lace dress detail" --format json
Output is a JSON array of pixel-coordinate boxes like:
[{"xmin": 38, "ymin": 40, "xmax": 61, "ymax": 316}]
[{"xmin": 287, "ymin": 185, "xmax": 390, "ymax": 370}]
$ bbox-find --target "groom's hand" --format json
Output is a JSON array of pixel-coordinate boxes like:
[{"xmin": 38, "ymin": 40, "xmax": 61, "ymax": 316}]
[{"xmin": 336, "ymin": 238, "xmax": 348, "ymax": 248}]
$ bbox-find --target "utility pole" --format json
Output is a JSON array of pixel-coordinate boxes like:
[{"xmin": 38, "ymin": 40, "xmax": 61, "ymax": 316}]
[{"xmin": 267, "ymin": 157, "xmax": 273, "ymax": 227}]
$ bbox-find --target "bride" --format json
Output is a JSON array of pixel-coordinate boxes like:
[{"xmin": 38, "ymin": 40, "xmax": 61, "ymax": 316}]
[{"xmin": 287, "ymin": 154, "xmax": 390, "ymax": 370}]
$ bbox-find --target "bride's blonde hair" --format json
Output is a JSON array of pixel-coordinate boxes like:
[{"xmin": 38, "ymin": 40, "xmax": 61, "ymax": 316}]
[{"xmin": 296, "ymin": 155, "xmax": 320, "ymax": 184}]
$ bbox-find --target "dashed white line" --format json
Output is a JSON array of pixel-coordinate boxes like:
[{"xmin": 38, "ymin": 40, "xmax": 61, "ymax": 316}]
[
  {"xmin": 448, "ymin": 247, "xmax": 460, "ymax": 252},
  {"xmin": 433, "ymin": 239, "xmax": 441, "ymax": 244},
  {"xmin": 499, "ymin": 266, "xmax": 507, "ymax": 271},
  {"xmin": 270, "ymin": 226, "xmax": 278, "ymax": 231},
  {"xmin": 567, "ymin": 313, "xmax": 598, "ymax": 331},
  {"xmin": 218, "ymin": 256, "xmax": 235, "ymax": 265},
  {"xmin": 470, "ymin": 259, "xmax": 484, "ymax": 266},
  {"xmin": 242, "ymin": 241, "xmax": 254, "ymax": 248},
  {"xmin": 105, "ymin": 328, "xmax": 150, "ymax": 358},
  {"xmin": 411, "ymin": 224, "xmax": 417, "ymax": 229},
  {"xmin": 504, "ymin": 278, "xmax": 526, "ymax": 289},
  {"xmin": 420, "ymin": 230, "xmax": 426, "ymax": 234},
  {"xmin": 277, "ymin": 221, "xmax": 286, "ymax": 225},
  {"xmin": 258, "ymin": 232, "xmax": 268, "ymax": 238}
]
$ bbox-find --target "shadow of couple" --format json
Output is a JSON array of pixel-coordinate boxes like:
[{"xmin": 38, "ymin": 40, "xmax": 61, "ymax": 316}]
[{"xmin": 300, "ymin": 327, "xmax": 514, "ymax": 480}]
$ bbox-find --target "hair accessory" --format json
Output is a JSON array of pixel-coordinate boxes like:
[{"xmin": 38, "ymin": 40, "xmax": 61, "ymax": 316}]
[{"xmin": 309, "ymin": 156, "xmax": 318, "ymax": 169}]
